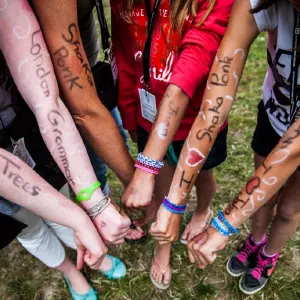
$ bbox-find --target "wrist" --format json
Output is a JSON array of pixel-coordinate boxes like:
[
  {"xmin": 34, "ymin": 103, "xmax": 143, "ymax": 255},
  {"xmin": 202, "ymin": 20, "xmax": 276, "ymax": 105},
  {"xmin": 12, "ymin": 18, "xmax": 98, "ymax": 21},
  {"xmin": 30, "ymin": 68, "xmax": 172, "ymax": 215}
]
[
  {"xmin": 80, "ymin": 187, "xmax": 105, "ymax": 210},
  {"xmin": 72, "ymin": 207, "xmax": 94, "ymax": 232}
]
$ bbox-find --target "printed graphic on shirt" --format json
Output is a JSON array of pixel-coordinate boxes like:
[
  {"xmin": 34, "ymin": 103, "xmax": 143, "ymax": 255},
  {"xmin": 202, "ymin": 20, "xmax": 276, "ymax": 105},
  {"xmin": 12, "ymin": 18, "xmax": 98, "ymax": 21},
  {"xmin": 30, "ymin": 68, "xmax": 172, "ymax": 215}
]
[
  {"xmin": 118, "ymin": 3, "xmax": 193, "ymax": 85},
  {"xmin": 253, "ymin": 0, "xmax": 300, "ymax": 136}
]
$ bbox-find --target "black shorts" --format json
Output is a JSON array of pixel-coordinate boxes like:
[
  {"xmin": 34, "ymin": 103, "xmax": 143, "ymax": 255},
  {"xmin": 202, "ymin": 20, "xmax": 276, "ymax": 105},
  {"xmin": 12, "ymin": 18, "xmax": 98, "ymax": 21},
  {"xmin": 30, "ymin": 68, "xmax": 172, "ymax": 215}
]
[
  {"xmin": 137, "ymin": 125, "xmax": 228, "ymax": 170},
  {"xmin": 251, "ymin": 100, "xmax": 282, "ymax": 158}
]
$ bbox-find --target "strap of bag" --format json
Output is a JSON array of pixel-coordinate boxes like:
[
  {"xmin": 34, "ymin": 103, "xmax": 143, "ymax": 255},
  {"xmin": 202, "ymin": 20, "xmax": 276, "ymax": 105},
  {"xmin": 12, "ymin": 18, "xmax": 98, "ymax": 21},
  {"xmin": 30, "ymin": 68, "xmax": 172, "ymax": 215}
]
[
  {"xmin": 143, "ymin": 0, "xmax": 161, "ymax": 91},
  {"xmin": 289, "ymin": 10, "xmax": 300, "ymax": 125},
  {"xmin": 95, "ymin": 0, "xmax": 111, "ymax": 52}
]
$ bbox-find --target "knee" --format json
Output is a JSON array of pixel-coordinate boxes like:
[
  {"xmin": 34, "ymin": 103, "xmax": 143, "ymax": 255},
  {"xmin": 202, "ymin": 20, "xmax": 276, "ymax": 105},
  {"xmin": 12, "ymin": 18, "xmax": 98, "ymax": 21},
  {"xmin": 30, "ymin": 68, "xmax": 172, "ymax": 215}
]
[
  {"xmin": 196, "ymin": 170, "xmax": 217, "ymax": 191},
  {"xmin": 276, "ymin": 204, "xmax": 300, "ymax": 223}
]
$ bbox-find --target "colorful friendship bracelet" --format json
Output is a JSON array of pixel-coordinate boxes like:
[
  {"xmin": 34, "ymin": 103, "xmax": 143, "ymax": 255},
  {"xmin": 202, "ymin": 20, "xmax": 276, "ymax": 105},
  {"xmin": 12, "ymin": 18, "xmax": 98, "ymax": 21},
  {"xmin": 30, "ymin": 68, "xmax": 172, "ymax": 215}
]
[
  {"xmin": 162, "ymin": 197, "xmax": 186, "ymax": 215},
  {"xmin": 134, "ymin": 161, "xmax": 160, "ymax": 175},
  {"xmin": 76, "ymin": 180, "xmax": 101, "ymax": 202},
  {"xmin": 218, "ymin": 211, "xmax": 239, "ymax": 235},
  {"xmin": 211, "ymin": 217, "xmax": 231, "ymax": 236},
  {"xmin": 136, "ymin": 153, "xmax": 164, "ymax": 169}
]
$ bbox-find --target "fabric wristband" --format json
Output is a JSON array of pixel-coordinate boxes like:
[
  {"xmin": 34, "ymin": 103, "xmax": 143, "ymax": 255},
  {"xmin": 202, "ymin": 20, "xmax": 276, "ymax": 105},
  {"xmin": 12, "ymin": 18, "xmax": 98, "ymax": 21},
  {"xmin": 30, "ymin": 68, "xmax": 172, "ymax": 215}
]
[{"xmin": 76, "ymin": 181, "xmax": 101, "ymax": 202}]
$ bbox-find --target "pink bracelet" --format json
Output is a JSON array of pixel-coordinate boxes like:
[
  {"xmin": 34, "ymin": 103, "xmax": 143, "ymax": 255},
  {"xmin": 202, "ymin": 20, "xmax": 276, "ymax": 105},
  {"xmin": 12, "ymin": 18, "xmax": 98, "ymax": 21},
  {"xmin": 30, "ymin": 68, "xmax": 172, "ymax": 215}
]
[{"xmin": 134, "ymin": 162, "xmax": 160, "ymax": 175}]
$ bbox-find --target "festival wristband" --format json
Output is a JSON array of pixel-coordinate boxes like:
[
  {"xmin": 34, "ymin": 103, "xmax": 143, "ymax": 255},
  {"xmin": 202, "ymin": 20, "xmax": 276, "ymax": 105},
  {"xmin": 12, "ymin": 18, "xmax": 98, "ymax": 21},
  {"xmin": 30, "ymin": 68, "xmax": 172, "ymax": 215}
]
[
  {"xmin": 162, "ymin": 197, "xmax": 186, "ymax": 215},
  {"xmin": 218, "ymin": 211, "xmax": 239, "ymax": 235},
  {"xmin": 75, "ymin": 180, "xmax": 101, "ymax": 202}
]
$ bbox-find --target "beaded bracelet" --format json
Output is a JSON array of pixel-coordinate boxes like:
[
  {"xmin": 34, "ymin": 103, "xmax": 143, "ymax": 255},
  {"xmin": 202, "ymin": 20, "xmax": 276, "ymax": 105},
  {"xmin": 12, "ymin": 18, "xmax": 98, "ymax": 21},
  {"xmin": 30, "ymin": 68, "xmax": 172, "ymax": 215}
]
[
  {"xmin": 134, "ymin": 161, "xmax": 160, "ymax": 175},
  {"xmin": 211, "ymin": 217, "xmax": 231, "ymax": 236},
  {"xmin": 162, "ymin": 197, "xmax": 186, "ymax": 215},
  {"xmin": 136, "ymin": 153, "xmax": 164, "ymax": 170},
  {"xmin": 218, "ymin": 211, "xmax": 239, "ymax": 235}
]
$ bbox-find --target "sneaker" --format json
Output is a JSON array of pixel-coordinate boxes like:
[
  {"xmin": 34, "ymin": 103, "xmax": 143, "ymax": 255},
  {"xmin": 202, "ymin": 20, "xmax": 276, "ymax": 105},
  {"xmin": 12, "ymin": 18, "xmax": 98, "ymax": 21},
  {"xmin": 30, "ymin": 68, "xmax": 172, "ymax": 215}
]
[
  {"xmin": 226, "ymin": 234, "xmax": 267, "ymax": 277},
  {"xmin": 239, "ymin": 248, "xmax": 279, "ymax": 295}
]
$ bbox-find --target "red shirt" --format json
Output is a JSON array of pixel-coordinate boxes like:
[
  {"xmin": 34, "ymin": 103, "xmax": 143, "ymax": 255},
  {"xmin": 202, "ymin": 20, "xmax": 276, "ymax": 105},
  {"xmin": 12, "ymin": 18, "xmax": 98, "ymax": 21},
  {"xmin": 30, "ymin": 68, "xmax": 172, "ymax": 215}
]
[{"xmin": 111, "ymin": 0, "xmax": 233, "ymax": 141}]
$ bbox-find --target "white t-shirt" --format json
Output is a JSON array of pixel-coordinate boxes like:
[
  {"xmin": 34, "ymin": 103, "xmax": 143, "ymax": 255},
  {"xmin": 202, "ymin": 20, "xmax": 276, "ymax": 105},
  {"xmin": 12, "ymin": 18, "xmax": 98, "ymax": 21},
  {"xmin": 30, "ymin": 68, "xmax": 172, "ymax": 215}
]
[{"xmin": 250, "ymin": 0, "xmax": 299, "ymax": 136}]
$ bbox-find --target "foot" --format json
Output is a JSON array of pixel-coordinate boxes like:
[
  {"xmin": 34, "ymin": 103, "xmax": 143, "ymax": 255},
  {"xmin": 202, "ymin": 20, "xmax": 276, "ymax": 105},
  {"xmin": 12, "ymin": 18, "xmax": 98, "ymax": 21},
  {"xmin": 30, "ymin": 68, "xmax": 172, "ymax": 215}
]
[
  {"xmin": 150, "ymin": 259, "xmax": 171, "ymax": 290},
  {"xmin": 98, "ymin": 254, "xmax": 126, "ymax": 280},
  {"xmin": 125, "ymin": 224, "xmax": 146, "ymax": 242},
  {"xmin": 239, "ymin": 248, "xmax": 279, "ymax": 295},
  {"xmin": 180, "ymin": 208, "xmax": 213, "ymax": 244},
  {"xmin": 65, "ymin": 272, "xmax": 91, "ymax": 295},
  {"xmin": 227, "ymin": 233, "xmax": 267, "ymax": 277},
  {"xmin": 64, "ymin": 276, "xmax": 97, "ymax": 300}
]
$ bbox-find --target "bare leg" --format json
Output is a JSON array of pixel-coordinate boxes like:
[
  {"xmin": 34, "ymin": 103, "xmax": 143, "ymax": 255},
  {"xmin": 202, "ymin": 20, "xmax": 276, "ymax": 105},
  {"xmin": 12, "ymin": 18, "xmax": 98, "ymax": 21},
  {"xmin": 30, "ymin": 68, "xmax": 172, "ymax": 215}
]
[
  {"xmin": 251, "ymin": 153, "xmax": 278, "ymax": 242},
  {"xmin": 264, "ymin": 170, "xmax": 300, "ymax": 255},
  {"xmin": 181, "ymin": 169, "xmax": 216, "ymax": 242},
  {"xmin": 151, "ymin": 161, "xmax": 175, "ymax": 286},
  {"xmin": 56, "ymin": 256, "xmax": 91, "ymax": 294}
]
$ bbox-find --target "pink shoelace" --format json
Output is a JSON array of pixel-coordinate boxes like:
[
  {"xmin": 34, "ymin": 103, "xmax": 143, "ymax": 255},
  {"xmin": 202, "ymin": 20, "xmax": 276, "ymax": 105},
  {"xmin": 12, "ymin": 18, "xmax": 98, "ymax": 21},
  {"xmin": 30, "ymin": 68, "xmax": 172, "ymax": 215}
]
[
  {"xmin": 251, "ymin": 256, "xmax": 269, "ymax": 280},
  {"xmin": 237, "ymin": 241, "xmax": 257, "ymax": 263}
]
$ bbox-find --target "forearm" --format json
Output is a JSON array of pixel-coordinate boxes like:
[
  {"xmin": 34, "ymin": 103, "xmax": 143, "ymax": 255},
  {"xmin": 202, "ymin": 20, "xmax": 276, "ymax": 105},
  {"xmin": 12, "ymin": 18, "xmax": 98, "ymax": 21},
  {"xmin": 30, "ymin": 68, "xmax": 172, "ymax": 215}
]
[
  {"xmin": 0, "ymin": 1, "xmax": 105, "ymax": 209},
  {"xmin": 73, "ymin": 107, "xmax": 135, "ymax": 186},
  {"xmin": 32, "ymin": 1, "xmax": 134, "ymax": 185},
  {"xmin": 0, "ymin": 149, "xmax": 91, "ymax": 232},
  {"xmin": 225, "ymin": 119, "xmax": 300, "ymax": 228},
  {"xmin": 143, "ymin": 84, "xmax": 189, "ymax": 160},
  {"xmin": 168, "ymin": 46, "xmax": 248, "ymax": 205}
]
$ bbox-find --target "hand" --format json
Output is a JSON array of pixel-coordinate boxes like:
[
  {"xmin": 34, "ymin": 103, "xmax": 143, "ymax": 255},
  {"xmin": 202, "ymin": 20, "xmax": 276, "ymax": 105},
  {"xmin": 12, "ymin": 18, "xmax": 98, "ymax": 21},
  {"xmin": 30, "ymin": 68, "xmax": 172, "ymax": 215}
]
[
  {"xmin": 93, "ymin": 202, "xmax": 131, "ymax": 244},
  {"xmin": 187, "ymin": 226, "xmax": 229, "ymax": 269},
  {"xmin": 149, "ymin": 204, "xmax": 181, "ymax": 245},
  {"xmin": 122, "ymin": 169, "xmax": 155, "ymax": 208},
  {"xmin": 74, "ymin": 219, "xmax": 108, "ymax": 270},
  {"xmin": 128, "ymin": 130, "xmax": 137, "ymax": 143}
]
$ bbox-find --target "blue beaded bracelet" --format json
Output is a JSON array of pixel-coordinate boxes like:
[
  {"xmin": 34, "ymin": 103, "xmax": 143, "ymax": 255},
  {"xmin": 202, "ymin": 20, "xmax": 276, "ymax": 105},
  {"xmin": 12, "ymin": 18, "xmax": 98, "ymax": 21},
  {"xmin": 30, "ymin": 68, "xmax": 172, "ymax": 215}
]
[
  {"xmin": 218, "ymin": 211, "xmax": 239, "ymax": 235},
  {"xmin": 162, "ymin": 197, "xmax": 186, "ymax": 215},
  {"xmin": 211, "ymin": 217, "xmax": 231, "ymax": 236},
  {"xmin": 137, "ymin": 153, "xmax": 164, "ymax": 169}
]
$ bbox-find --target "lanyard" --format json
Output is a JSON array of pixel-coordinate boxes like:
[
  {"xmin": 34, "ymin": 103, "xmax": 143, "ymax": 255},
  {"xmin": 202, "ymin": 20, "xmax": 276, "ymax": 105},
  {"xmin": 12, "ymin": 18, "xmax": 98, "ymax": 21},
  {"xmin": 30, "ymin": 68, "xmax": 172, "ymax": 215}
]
[
  {"xmin": 143, "ymin": 0, "xmax": 161, "ymax": 90},
  {"xmin": 95, "ymin": 0, "xmax": 111, "ymax": 51},
  {"xmin": 289, "ymin": 10, "xmax": 300, "ymax": 125}
]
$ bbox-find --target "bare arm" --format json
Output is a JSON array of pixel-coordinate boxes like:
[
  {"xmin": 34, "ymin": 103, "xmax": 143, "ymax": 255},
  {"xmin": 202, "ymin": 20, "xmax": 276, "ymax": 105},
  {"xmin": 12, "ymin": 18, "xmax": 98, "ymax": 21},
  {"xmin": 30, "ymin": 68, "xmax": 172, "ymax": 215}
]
[
  {"xmin": 150, "ymin": 0, "xmax": 260, "ymax": 243},
  {"xmin": 31, "ymin": 0, "xmax": 134, "ymax": 186},
  {"xmin": 0, "ymin": 0, "xmax": 104, "ymax": 209},
  {"xmin": 168, "ymin": 0, "xmax": 259, "ymax": 206},
  {"xmin": 225, "ymin": 119, "xmax": 300, "ymax": 228},
  {"xmin": 0, "ymin": 148, "xmax": 107, "ymax": 269},
  {"xmin": 0, "ymin": 0, "xmax": 130, "ymax": 243},
  {"xmin": 188, "ymin": 119, "xmax": 300, "ymax": 268}
]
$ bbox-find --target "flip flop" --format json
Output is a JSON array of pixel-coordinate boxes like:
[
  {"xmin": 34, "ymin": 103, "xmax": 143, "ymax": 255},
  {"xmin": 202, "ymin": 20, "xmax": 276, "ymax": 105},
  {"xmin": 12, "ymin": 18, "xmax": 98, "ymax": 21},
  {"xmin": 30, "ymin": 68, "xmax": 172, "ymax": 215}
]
[
  {"xmin": 180, "ymin": 208, "xmax": 213, "ymax": 245},
  {"xmin": 124, "ymin": 222, "xmax": 147, "ymax": 244},
  {"xmin": 150, "ymin": 259, "xmax": 171, "ymax": 290}
]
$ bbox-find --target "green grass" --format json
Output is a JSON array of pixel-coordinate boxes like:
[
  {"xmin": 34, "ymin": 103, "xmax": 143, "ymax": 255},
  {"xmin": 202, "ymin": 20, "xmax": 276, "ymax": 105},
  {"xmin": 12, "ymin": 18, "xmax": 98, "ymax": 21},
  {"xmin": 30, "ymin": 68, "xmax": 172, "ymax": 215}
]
[{"xmin": 1, "ymin": 4, "xmax": 300, "ymax": 300}]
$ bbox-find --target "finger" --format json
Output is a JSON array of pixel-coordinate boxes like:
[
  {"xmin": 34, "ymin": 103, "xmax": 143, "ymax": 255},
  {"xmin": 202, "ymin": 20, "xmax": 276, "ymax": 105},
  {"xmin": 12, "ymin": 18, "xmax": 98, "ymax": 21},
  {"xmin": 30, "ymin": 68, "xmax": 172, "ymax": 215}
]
[
  {"xmin": 76, "ymin": 247, "xmax": 85, "ymax": 270},
  {"xmin": 193, "ymin": 230, "xmax": 209, "ymax": 246},
  {"xmin": 188, "ymin": 248, "xmax": 196, "ymax": 263},
  {"xmin": 158, "ymin": 239, "xmax": 172, "ymax": 246},
  {"xmin": 86, "ymin": 253, "xmax": 103, "ymax": 270},
  {"xmin": 111, "ymin": 238, "xmax": 125, "ymax": 245}
]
